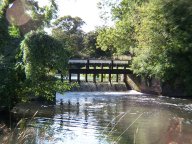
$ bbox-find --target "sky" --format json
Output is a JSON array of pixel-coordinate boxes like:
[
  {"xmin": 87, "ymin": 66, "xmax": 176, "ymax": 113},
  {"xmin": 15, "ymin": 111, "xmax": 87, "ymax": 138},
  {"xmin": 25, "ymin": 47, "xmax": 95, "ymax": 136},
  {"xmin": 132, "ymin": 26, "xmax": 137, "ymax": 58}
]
[
  {"xmin": 39, "ymin": 0, "xmax": 104, "ymax": 32},
  {"xmin": 57, "ymin": 0, "xmax": 103, "ymax": 32}
]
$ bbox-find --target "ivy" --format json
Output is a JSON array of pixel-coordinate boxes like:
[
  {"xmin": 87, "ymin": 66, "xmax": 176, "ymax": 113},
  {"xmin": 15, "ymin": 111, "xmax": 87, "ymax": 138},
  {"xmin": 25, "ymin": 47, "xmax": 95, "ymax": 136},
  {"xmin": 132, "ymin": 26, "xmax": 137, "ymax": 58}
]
[{"xmin": 20, "ymin": 30, "xmax": 70, "ymax": 100}]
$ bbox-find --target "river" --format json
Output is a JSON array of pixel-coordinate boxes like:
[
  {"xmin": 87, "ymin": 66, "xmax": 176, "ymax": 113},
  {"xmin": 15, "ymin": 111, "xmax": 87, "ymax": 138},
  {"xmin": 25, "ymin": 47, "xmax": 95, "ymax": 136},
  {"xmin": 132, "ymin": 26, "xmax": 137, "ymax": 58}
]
[{"xmin": 1, "ymin": 91, "xmax": 192, "ymax": 144}]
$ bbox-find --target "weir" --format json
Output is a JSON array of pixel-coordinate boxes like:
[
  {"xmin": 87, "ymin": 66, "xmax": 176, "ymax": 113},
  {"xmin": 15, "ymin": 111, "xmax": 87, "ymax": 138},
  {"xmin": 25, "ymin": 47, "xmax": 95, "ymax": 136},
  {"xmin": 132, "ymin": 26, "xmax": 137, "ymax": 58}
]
[
  {"xmin": 70, "ymin": 82, "xmax": 130, "ymax": 92},
  {"xmin": 68, "ymin": 59, "xmax": 132, "ymax": 83}
]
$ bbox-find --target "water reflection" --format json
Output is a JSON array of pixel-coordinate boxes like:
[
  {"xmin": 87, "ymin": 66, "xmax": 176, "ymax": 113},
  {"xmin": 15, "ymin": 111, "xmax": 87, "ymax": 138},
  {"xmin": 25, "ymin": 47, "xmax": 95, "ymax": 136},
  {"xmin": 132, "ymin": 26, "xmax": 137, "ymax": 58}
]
[{"xmin": 4, "ymin": 92, "xmax": 192, "ymax": 144}]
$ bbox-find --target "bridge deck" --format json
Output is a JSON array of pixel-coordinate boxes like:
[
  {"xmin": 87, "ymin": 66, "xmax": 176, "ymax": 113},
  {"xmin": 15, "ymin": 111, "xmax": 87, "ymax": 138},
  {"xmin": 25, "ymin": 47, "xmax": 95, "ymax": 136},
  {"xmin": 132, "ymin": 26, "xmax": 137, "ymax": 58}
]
[{"xmin": 69, "ymin": 69, "xmax": 132, "ymax": 74}]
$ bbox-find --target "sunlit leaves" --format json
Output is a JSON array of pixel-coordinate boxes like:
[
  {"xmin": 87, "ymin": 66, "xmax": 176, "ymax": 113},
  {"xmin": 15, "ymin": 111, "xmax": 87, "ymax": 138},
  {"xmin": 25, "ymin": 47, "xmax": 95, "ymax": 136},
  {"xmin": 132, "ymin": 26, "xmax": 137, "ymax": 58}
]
[
  {"xmin": 8, "ymin": 25, "xmax": 20, "ymax": 38},
  {"xmin": 98, "ymin": 0, "xmax": 192, "ymax": 95}
]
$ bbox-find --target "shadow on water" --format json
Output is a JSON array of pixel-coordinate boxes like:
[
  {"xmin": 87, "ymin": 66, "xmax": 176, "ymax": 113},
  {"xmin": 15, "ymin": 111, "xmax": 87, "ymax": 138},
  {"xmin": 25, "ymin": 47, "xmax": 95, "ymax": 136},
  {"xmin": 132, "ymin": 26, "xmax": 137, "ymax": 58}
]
[{"xmin": 1, "ymin": 91, "xmax": 192, "ymax": 144}]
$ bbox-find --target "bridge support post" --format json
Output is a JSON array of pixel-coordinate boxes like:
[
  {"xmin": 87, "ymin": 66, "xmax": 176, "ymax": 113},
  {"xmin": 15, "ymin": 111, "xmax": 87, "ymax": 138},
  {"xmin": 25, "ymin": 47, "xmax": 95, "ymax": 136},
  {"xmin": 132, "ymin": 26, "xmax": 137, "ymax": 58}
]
[
  {"xmin": 116, "ymin": 65, "xmax": 118, "ymax": 82},
  {"xmin": 101, "ymin": 64, "xmax": 103, "ymax": 82},
  {"xmin": 61, "ymin": 73, "xmax": 63, "ymax": 82},
  {"xmin": 69, "ymin": 73, "xmax": 71, "ymax": 82},
  {"xmin": 109, "ymin": 60, "xmax": 113, "ymax": 83},
  {"xmin": 93, "ymin": 65, "xmax": 96, "ymax": 83},
  {"xmin": 85, "ymin": 60, "xmax": 89, "ymax": 82},
  {"xmin": 123, "ymin": 66, "xmax": 126, "ymax": 82},
  {"xmin": 69, "ymin": 64, "xmax": 71, "ymax": 82},
  {"xmin": 109, "ymin": 65, "xmax": 111, "ymax": 83},
  {"xmin": 77, "ymin": 73, "xmax": 80, "ymax": 83}
]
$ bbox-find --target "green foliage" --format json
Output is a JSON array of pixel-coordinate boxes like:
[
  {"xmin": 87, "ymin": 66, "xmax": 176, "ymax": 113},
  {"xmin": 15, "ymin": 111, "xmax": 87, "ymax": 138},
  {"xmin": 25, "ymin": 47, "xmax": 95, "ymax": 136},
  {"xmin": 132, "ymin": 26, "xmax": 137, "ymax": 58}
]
[
  {"xmin": 82, "ymin": 30, "xmax": 111, "ymax": 58},
  {"xmin": 98, "ymin": 0, "xmax": 192, "ymax": 95},
  {"xmin": 26, "ymin": 0, "xmax": 58, "ymax": 25},
  {"xmin": 52, "ymin": 16, "xmax": 85, "ymax": 57},
  {"xmin": 97, "ymin": 0, "xmax": 135, "ymax": 56},
  {"xmin": 14, "ymin": 0, "xmax": 58, "ymax": 36},
  {"xmin": 9, "ymin": 25, "xmax": 21, "ymax": 38},
  {"xmin": 0, "ymin": 0, "xmax": 23, "ymax": 108},
  {"xmin": 20, "ymin": 31, "xmax": 69, "ymax": 100},
  {"xmin": 0, "ymin": 0, "xmax": 74, "ymax": 109},
  {"xmin": 53, "ymin": 15, "xmax": 84, "ymax": 33},
  {"xmin": 0, "ymin": 0, "xmax": 9, "ymax": 49}
]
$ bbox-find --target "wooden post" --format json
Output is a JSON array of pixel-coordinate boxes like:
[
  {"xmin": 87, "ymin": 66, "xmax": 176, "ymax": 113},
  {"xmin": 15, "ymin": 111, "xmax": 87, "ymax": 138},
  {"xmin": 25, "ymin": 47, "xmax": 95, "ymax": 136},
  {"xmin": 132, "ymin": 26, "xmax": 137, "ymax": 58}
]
[
  {"xmin": 101, "ymin": 64, "xmax": 103, "ymax": 82},
  {"xmin": 93, "ymin": 65, "xmax": 96, "ymax": 83},
  {"xmin": 116, "ymin": 65, "xmax": 118, "ymax": 82},
  {"xmin": 123, "ymin": 65, "xmax": 126, "ymax": 82},
  {"xmin": 77, "ymin": 73, "xmax": 80, "ymax": 83},
  {"xmin": 85, "ymin": 59, "xmax": 89, "ymax": 82},
  {"xmin": 109, "ymin": 60, "xmax": 113, "ymax": 83},
  {"xmin": 69, "ymin": 73, "xmax": 71, "ymax": 82},
  {"xmin": 61, "ymin": 73, "xmax": 63, "ymax": 82},
  {"xmin": 69, "ymin": 64, "xmax": 71, "ymax": 82}
]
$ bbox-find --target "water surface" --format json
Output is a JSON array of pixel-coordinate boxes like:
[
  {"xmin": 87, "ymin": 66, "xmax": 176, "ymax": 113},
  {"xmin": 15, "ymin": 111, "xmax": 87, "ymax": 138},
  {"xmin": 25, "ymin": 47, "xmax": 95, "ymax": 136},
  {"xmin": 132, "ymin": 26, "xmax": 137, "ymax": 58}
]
[{"xmin": 5, "ymin": 91, "xmax": 192, "ymax": 144}]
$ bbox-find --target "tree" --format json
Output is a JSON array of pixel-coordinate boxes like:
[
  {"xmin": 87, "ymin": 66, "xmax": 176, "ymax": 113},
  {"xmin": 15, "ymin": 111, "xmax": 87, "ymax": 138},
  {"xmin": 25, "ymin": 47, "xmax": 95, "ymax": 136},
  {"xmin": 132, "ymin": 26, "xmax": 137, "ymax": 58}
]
[
  {"xmin": 20, "ymin": 30, "xmax": 72, "ymax": 101},
  {"xmin": 5, "ymin": 0, "xmax": 58, "ymax": 36},
  {"xmin": 82, "ymin": 30, "xmax": 111, "ymax": 58},
  {"xmin": 52, "ymin": 15, "xmax": 85, "ymax": 57},
  {"xmin": 0, "ymin": 0, "xmax": 22, "ymax": 108},
  {"xmin": 97, "ymin": 0, "xmax": 135, "ymax": 57},
  {"xmin": 0, "ymin": 0, "xmax": 71, "ymax": 108},
  {"xmin": 98, "ymin": 0, "xmax": 192, "ymax": 95}
]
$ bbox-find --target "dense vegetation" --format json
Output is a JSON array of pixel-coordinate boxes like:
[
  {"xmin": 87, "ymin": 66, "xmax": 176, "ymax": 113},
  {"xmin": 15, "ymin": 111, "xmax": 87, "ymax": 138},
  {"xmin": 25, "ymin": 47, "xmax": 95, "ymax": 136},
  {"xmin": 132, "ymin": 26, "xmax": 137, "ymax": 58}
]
[
  {"xmin": 0, "ymin": 0, "xmax": 109, "ymax": 109},
  {"xmin": 97, "ymin": 0, "xmax": 192, "ymax": 95},
  {"xmin": 1, "ymin": 0, "xmax": 192, "ymax": 109}
]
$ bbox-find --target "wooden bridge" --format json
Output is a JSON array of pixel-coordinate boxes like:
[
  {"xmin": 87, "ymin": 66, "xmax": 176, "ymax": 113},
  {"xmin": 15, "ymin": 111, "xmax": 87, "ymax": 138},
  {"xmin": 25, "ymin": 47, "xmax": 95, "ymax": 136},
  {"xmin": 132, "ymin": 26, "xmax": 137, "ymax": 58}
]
[{"xmin": 68, "ymin": 59, "xmax": 132, "ymax": 83}]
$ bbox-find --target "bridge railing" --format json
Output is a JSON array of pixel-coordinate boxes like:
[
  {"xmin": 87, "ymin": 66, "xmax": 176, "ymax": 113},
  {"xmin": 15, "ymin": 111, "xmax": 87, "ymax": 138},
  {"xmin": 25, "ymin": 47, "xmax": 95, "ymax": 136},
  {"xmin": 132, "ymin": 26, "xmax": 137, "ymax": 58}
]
[
  {"xmin": 69, "ymin": 59, "xmax": 129, "ymax": 64},
  {"xmin": 68, "ymin": 59, "xmax": 132, "ymax": 83}
]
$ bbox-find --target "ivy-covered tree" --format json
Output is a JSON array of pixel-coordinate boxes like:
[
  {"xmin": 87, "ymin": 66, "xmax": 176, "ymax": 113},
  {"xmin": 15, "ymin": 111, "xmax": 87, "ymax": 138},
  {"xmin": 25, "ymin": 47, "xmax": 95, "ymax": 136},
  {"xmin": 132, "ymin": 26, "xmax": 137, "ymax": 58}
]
[
  {"xmin": 20, "ymin": 30, "xmax": 71, "ymax": 101},
  {"xmin": 0, "ymin": 0, "xmax": 71, "ymax": 108}
]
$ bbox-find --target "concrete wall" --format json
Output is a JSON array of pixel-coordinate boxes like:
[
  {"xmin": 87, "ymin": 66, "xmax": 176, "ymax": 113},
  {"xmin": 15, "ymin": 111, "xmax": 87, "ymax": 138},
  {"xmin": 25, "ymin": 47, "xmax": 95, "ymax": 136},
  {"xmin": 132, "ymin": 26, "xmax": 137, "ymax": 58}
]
[{"xmin": 126, "ymin": 74, "xmax": 162, "ymax": 95}]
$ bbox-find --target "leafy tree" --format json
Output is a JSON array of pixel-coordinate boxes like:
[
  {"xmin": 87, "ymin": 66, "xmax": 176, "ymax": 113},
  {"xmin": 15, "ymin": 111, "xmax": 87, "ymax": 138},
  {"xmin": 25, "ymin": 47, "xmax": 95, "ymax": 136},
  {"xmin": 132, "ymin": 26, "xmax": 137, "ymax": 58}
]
[
  {"xmin": 0, "ymin": 0, "xmax": 22, "ymax": 108},
  {"xmin": 52, "ymin": 15, "xmax": 85, "ymax": 57},
  {"xmin": 98, "ymin": 0, "xmax": 192, "ymax": 95},
  {"xmin": 97, "ymin": 0, "xmax": 135, "ymax": 57},
  {"xmin": 82, "ymin": 30, "xmax": 111, "ymax": 58},
  {"xmin": 0, "ymin": 0, "xmax": 71, "ymax": 108},
  {"xmin": 5, "ymin": 0, "xmax": 58, "ymax": 36},
  {"xmin": 20, "ymin": 31, "xmax": 71, "ymax": 101}
]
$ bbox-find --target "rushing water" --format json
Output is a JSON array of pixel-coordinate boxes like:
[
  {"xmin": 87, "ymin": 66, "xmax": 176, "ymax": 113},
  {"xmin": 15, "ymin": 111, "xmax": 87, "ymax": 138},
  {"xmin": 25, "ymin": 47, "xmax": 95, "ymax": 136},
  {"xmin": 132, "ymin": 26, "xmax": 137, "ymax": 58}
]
[{"xmin": 3, "ymin": 91, "xmax": 192, "ymax": 144}]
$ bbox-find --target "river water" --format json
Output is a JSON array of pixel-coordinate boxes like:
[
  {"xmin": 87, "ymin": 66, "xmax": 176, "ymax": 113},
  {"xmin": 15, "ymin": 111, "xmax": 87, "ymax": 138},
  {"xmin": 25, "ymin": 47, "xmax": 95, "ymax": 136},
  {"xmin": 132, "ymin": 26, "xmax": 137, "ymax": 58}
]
[{"xmin": 2, "ymin": 91, "xmax": 192, "ymax": 144}]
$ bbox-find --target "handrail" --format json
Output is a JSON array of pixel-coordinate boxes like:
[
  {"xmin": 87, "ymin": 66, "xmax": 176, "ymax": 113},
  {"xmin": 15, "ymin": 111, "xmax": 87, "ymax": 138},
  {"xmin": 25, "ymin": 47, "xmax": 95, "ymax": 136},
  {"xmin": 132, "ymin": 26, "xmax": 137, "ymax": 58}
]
[{"xmin": 68, "ymin": 59, "xmax": 130, "ymax": 64}]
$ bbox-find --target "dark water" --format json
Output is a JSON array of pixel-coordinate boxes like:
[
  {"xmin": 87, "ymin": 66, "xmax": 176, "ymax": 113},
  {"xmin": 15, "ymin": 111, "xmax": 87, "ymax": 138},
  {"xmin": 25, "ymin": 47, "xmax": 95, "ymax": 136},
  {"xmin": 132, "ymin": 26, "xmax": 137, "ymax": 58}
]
[{"xmin": 2, "ymin": 91, "xmax": 192, "ymax": 144}]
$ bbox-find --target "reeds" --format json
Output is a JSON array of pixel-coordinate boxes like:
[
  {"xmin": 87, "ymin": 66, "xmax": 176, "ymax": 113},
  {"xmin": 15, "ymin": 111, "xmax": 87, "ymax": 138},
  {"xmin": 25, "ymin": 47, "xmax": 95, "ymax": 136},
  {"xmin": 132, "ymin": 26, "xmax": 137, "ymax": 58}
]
[
  {"xmin": 101, "ymin": 110, "xmax": 144, "ymax": 144},
  {"xmin": 112, "ymin": 113, "xmax": 143, "ymax": 144},
  {"xmin": 0, "ymin": 110, "xmax": 39, "ymax": 144}
]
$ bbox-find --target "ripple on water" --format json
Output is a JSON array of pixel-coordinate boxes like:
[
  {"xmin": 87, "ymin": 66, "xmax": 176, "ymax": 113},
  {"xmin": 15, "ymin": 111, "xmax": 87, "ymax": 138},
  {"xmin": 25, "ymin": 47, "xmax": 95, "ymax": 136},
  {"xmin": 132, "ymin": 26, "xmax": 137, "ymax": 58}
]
[
  {"xmin": 183, "ymin": 104, "xmax": 192, "ymax": 112},
  {"xmin": 8, "ymin": 92, "xmax": 192, "ymax": 144}
]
